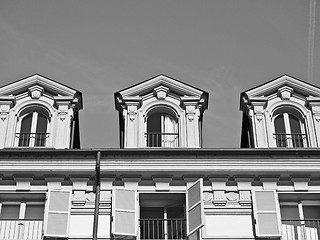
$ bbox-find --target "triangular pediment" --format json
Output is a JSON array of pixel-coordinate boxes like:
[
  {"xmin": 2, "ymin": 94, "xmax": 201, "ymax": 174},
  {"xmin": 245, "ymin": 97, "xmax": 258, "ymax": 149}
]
[
  {"xmin": 0, "ymin": 74, "xmax": 80, "ymax": 97},
  {"xmin": 243, "ymin": 75, "xmax": 320, "ymax": 99},
  {"xmin": 117, "ymin": 74, "xmax": 208, "ymax": 98},
  {"xmin": 0, "ymin": 74, "xmax": 82, "ymax": 109}
]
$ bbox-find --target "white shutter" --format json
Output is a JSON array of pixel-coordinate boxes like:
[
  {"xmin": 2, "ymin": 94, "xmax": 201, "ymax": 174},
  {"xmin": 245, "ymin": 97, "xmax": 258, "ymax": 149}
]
[
  {"xmin": 43, "ymin": 189, "xmax": 72, "ymax": 238},
  {"xmin": 252, "ymin": 190, "xmax": 281, "ymax": 237},
  {"xmin": 112, "ymin": 188, "xmax": 138, "ymax": 237},
  {"xmin": 186, "ymin": 178, "xmax": 204, "ymax": 237}
]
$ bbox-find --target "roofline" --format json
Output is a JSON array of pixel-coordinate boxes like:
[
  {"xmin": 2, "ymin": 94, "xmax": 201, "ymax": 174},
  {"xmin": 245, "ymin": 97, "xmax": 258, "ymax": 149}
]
[{"xmin": 1, "ymin": 147, "xmax": 319, "ymax": 157}]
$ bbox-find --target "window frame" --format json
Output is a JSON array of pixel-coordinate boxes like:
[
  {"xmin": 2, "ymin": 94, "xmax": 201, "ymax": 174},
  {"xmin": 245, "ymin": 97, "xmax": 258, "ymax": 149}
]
[
  {"xmin": 15, "ymin": 105, "xmax": 51, "ymax": 147},
  {"xmin": 272, "ymin": 108, "xmax": 308, "ymax": 148},
  {"xmin": 145, "ymin": 106, "xmax": 179, "ymax": 148}
]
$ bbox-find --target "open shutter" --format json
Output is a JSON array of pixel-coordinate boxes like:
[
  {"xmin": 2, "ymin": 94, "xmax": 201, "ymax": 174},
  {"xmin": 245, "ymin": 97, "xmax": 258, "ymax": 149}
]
[
  {"xmin": 43, "ymin": 189, "xmax": 72, "ymax": 238},
  {"xmin": 186, "ymin": 178, "xmax": 204, "ymax": 237},
  {"xmin": 112, "ymin": 188, "xmax": 138, "ymax": 238},
  {"xmin": 252, "ymin": 190, "xmax": 281, "ymax": 238}
]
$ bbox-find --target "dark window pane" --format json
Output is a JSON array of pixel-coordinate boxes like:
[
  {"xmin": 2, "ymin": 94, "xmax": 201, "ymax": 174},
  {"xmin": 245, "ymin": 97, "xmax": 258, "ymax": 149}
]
[
  {"xmin": 289, "ymin": 115, "xmax": 302, "ymax": 134},
  {"xmin": 147, "ymin": 113, "xmax": 161, "ymax": 133},
  {"xmin": 19, "ymin": 113, "xmax": 33, "ymax": 146},
  {"xmin": 274, "ymin": 115, "xmax": 285, "ymax": 133},
  {"xmin": 147, "ymin": 113, "xmax": 161, "ymax": 147},
  {"xmin": 0, "ymin": 204, "xmax": 20, "ymax": 219},
  {"xmin": 274, "ymin": 115, "xmax": 286, "ymax": 147},
  {"xmin": 35, "ymin": 113, "xmax": 48, "ymax": 146},
  {"xmin": 20, "ymin": 114, "xmax": 32, "ymax": 132},
  {"xmin": 303, "ymin": 206, "xmax": 320, "ymax": 219},
  {"xmin": 36, "ymin": 113, "xmax": 47, "ymax": 133},
  {"xmin": 25, "ymin": 204, "xmax": 44, "ymax": 220},
  {"xmin": 280, "ymin": 205, "xmax": 300, "ymax": 220}
]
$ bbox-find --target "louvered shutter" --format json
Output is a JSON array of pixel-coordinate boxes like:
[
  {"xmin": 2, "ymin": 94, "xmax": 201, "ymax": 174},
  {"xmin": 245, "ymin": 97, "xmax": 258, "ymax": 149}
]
[
  {"xmin": 186, "ymin": 178, "xmax": 204, "ymax": 237},
  {"xmin": 43, "ymin": 189, "xmax": 72, "ymax": 238},
  {"xmin": 112, "ymin": 188, "xmax": 138, "ymax": 237},
  {"xmin": 252, "ymin": 190, "xmax": 281, "ymax": 237}
]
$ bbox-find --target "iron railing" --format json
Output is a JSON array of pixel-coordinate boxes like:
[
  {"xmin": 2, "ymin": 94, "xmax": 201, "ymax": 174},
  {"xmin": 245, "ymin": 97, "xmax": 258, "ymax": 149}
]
[
  {"xmin": 274, "ymin": 133, "xmax": 308, "ymax": 148},
  {"xmin": 282, "ymin": 219, "xmax": 320, "ymax": 240},
  {"xmin": 16, "ymin": 133, "xmax": 49, "ymax": 147},
  {"xmin": 145, "ymin": 133, "xmax": 179, "ymax": 147},
  {"xmin": 140, "ymin": 219, "xmax": 186, "ymax": 240},
  {"xmin": 0, "ymin": 220, "xmax": 43, "ymax": 240}
]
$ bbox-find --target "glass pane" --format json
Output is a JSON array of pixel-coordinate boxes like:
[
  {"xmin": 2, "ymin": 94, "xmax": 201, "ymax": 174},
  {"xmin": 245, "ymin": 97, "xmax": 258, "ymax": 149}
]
[
  {"xmin": 274, "ymin": 115, "xmax": 286, "ymax": 147},
  {"xmin": 25, "ymin": 204, "xmax": 44, "ymax": 220},
  {"xmin": 147, "ymin": 113, "xmax": 161, "ymax": 147},
  {"xmin": 280, "ymin": 205, "xmax": 300, "ymax": 220},
  {"xmin": 0, "ymin": 204, "xmax": 20, "ymax": 219},
  {"xmin": 303, "ymin": 206, "xmax": 320, "ymax": 219},
  {"xmin": 289, "ymin": 115, "xmax": 302, "ymax": 134},
  {"xmin": 35, "ymin": 113, "xmax": 48, "ymax": 146},
  {"xmin": 274, "ymin": 115, "xmax": 285, "ymax": 133},
  {"xmin": 20, "ymin": 114, "xmax": 32, "ymax": 132},
  {"xmin": 36, "ymin": 113, "xmax": 48, "ymax": 133}
]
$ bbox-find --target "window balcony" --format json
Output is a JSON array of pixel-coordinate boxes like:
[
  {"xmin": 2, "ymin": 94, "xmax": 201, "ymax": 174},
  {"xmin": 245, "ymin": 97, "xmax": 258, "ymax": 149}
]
[
  {"xmin": 145, "ymin": 133, "xmax": 179, "ymax": 147},
  {"xmin": 274, "ymin": 133, "xmax": 308, "ymax": 148},
  {"xmin": 16, "ymin": 133, "xmax": 49, "ymax": 147},
  {"xmin": 282, "ymin": 219, "xmax": 320, "ymax": 240},
  {"xmin": 140, "ymin": 219, "xmax": 186, "ymax": 240},
  {"xmin": 0, "ymin": 220, "xmax": 43, "ymax": 240}
]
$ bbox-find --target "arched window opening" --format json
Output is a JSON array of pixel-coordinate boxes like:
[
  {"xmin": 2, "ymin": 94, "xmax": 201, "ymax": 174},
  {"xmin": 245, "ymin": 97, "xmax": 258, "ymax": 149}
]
[
  {"xmin": 17, "ymin": 111, "xmax": 49, "ymax": 147},
  {"xmin": 273, "ymin": 112, "xmax": 308, "ymax": 148},
  {"xmin": 146, "ymin": 112, "xmax": 178, "ymax": 147}
]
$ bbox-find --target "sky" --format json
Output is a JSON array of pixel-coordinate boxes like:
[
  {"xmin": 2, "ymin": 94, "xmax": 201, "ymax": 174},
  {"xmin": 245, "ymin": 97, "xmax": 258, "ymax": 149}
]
[{"xmin": 0, "ymin": 0, "xmax": 319, "ymax": 148}]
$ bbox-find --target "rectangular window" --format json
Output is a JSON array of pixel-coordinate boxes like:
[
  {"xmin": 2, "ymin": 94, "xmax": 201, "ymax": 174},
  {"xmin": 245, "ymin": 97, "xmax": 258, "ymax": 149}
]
[
  {"xmin": 112, "ymin": 179, "xmax": 204, "ymax": 240},
  {"xmin": 0, "ymin": 194, "xmax": 45, "ymax": 240},
  {"xmin": 280, "ymin": 194, "xmax": 320, "ymax": 240}
]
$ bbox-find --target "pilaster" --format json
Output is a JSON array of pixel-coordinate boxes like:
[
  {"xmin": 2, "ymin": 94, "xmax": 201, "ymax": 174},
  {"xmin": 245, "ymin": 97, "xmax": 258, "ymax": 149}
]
[
  {"xmin": 181, "ymin": 97, "xmax": 201, "ymax": 148},
  {"xmin": 307, "ymin": 97, "xmax": 320, "ymax": 147},
  {"xmin": 123, "ymin": 97, "xmax": 141, "ymax": 148},
  {"xmin": 248, "ymin": 97, "xmax": 268, "ymax": 148},
  {"xmin": 0, "ymin": 96, "xmax": 15, "ymax": 149},
  {"xmin": 54, "ymin": 96, "xmax": 74, "ymax": 149}
]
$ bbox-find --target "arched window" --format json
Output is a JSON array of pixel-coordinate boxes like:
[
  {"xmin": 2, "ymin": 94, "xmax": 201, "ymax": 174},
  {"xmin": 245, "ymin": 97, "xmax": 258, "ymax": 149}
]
[
  {"xmin": 17, "ymin": 110, "xmax": 49, "ymax": 147},
  {"xmin": 273, "ymin": 112, "xmax": 308, "ymax": 147},
  {"xmin": 146, "ymin": 111, "xmax": 178, "ymax": 147}
]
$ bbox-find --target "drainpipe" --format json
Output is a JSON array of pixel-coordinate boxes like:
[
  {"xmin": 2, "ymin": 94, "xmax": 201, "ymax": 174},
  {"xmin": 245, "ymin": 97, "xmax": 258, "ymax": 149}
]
[{"xmin": 93, "ymin": 151, "xmax": 101, "ymax": 240}]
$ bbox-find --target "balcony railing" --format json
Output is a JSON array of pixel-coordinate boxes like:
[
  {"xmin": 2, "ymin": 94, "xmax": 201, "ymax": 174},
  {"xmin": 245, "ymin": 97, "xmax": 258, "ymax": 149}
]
[
  {"xmin": 145, "ymin": 133, "xmax": 179, "ymax": 147},
  {"xmin": 274, "ymin": 133, "xmax": 308, "ymax": 148},
  {"xmin": 140, "ymin": 219, "xmax": 186, "ymax": 240},
  {"xmin": 0, "ymin": 220, "xmax": 43, "ymax": 240},
  {"xmin": 282, "ymin": 219, "xmax": 320, "ymax": 240},
  {"xmin": 16, "ymin": 133, "xmax": 49, "ymax": 147}
]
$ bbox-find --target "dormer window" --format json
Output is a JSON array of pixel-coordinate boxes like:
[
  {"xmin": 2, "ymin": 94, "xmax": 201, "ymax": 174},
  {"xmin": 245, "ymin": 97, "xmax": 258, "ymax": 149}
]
[
  {"xmin": 146, "ymin": 111, "xmax": 178, "ymax": 147},
  {"xmin": 273, "ymin": 111, "xmax": 308, "ymax": 148},
  {"xmin": 16, "ymin": 108, "xmax": 50, "ymax": 147}
]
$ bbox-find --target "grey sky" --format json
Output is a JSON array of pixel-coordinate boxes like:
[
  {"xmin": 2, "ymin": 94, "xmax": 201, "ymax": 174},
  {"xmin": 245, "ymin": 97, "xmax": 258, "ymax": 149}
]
[{"xmin": 0, "ymin": 0, "xmax": 319, "ymax": 148}]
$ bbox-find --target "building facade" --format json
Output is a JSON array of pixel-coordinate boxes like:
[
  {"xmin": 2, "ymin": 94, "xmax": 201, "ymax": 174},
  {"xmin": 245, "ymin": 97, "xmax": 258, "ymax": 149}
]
[{"xmin": 0, "ymin": 74, "xmax": 320, "ymax": 240}]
